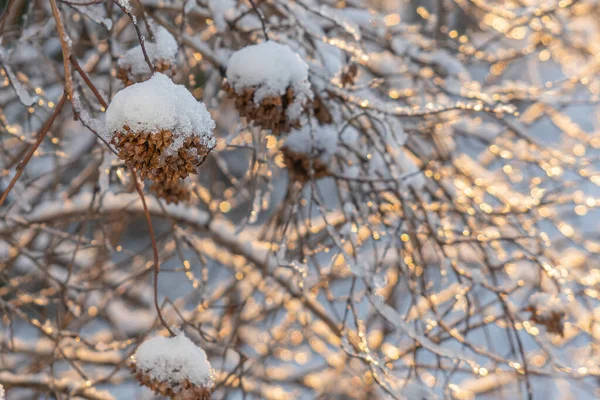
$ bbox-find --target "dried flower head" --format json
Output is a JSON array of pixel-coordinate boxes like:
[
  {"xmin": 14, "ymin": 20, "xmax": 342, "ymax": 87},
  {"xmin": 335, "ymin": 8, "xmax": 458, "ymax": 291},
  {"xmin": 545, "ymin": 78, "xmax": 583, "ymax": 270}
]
[
  {"xmin": 340, "ymin": 63, "xmax": 358, "ymax": 87},
  {"xmin": 118, "ymin": 59, "xmax": 175, "ymax": 87},
  {"xmin": 131, "ymin": 332, "xmax": 214, "ymax": 400},
  {"xmin": 118, "ymin": 25, "xmax": 178, "ymax": 86},
  {"xmin": 225, "ymin": 41, "xmax": 312, "ymax": 134},
  {"xmin": 281, "ymin": 124, "xmax": 338, "ymax": 181},
  {"xmin": 150, "ymin": 180, "xmax": 190, "ymax": 204},
  {"xmin": 312, "ymin": 93, "xmax": 334, "ymax": 125},
  {"xmin": 224, "ymin": 83, "xmax": 304, "ymax": 134},
  {"xmin": 106, "ymin": 73, "xmax": 216, "ymax": 183},
  {"xmin": 528, "ymin": 293, "xmax": 567, "ymax": 336}
]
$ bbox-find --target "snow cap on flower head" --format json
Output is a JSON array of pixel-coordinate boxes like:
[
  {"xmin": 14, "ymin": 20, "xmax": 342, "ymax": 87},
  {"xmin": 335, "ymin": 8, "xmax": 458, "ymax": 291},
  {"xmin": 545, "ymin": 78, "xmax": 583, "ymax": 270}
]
[
  {"xmin": 105, "ymin": 73, "xmax": 216, "ymax": 202},
  {"xmin": 225, "ymin": 41, "xmax": 312, "ymax": 134},
  {"xmin": 132, "ymin": 330, "xmax": 214, "ymax": 399}
]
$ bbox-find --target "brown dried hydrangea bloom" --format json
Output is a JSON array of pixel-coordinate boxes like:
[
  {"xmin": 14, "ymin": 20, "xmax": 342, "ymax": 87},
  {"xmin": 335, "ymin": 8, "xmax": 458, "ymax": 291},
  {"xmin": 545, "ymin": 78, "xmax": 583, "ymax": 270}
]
[
  {"xmin": 224, "ymin": 82, "xmax": 306, "ymax": 135},
  {"xmin": 110, "ymin": 126, "xmax": 212, "ymax": 183},
  {"xmin": 131, "ymin": 362, "xmax": 212, "ymax": 400},
  {"xmin": 118, "ymin": 59, "xmax": 175, "ymax": 87},
  {"xmin": 106, "ymin": 73, "xmax": 216, "ymax": 203},
  {"xmin": 131, "ymin": 332, "xmax": 214, "ymax": 400},
  {"xmin": 118, "ymin": 25, "xmax": 178, "ymax": 86},
  {"xmin": 225, "ymin": 41, "xmax": 313, "ymax": 135},
  {"xmin": 280, "ymin": 124, "xmax": 338, "ymax": 182},
  {"xmin": 281, "ymin": 145, "xmax": 330, "ymax": 181},
  {"xmin": 150, "ymin": 180, "xmax": 190, "ymax": 204},
  {"xmin": 529, "ymin": 307, "xmax": 565, "ymax": 336}
]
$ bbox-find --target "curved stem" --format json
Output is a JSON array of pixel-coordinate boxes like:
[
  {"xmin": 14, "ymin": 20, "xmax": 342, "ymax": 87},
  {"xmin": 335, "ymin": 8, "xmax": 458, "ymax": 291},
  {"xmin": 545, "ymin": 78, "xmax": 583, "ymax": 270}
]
[{"xmin": 131, "ymin": 170, "xmax": 174, "ymax": 337}]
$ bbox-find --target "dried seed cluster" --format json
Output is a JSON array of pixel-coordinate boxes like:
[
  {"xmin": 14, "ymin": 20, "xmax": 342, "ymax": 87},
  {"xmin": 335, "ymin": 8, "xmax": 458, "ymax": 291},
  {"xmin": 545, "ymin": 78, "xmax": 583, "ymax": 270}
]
[
  {"xmin": 312, "ymin": 94, "xmax": 334, "ymax": 125},
  {"xmin": 224, "ymin": 82, "xmax": 308, "ymax": 135},
  {"xmin": 131, "ymin": 332, "xmax": 214, "ymax": 400},
  {"xmin": 118, "ymin": 25, "xmax": 178, "ymax": 86},
  {"xmin": 111, "ymin": 127, "xmax": 211, "ymax": 183},
  {"xmin": 150, "ymin": 180, "xmax": 191, "ymax": 205},
  {"xmin": 132, "ymin": 362, "xmax": 211, "ymax": 400},
  {"xmin": 279, "ymin": 124, "xmax": 338, "ymax": 182},
  {"xmin": 118, "ymin": 59, "xmax": 175, "ymax": 87},
  {"xmin": 106, "ymin": 73, "xmax": 216, "ymax": 204},
  {"xmin": 530, "ymin": 308, "xmax": 565, "ymax": 336},
  {"xmin": 225, "ymin": 41, "xmax": 312, "ymax": 135},
  {"xmin": 281, "ymin": 145, "xmax": 330, "ymax": 181}
]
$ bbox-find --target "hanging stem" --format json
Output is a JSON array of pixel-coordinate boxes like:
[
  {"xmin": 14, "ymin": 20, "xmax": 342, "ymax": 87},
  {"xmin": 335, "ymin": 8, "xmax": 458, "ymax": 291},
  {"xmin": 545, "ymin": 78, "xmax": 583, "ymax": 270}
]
[
  {"xmin": 113, "ymin": 0, "xmax": 155, "ymax": 73},
  {"xmin": 131, "ymin": 171, "xmax": 174, "ymax": 337}
]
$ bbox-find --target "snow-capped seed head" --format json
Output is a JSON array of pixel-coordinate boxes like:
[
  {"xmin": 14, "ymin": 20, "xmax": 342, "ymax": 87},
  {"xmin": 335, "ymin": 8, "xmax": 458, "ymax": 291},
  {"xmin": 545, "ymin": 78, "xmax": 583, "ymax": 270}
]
[
  {"xmin": 106, "ymin": 73, "xmax": 216, "ymax": 182},
  {"xmin": 226, "ymin": 41, "xmax": 309, "ymax": 99},
  {"xmin": 281, "ymin": 124, "xmax": 338, "ymax": 181},
  {"xmin": 118, "ymin": 25, "xmax": 178, "ymax": 85},
  {"xmin": 225, "ymin": 41, "xmax": 313, "ymax": 134},
  {"xmin": 132, "ymin": 332, "xmax": 214, "ymax": 399},
  {"xmin": 528, "ymin": 292, "xmax": 567, "ymax": 336}
]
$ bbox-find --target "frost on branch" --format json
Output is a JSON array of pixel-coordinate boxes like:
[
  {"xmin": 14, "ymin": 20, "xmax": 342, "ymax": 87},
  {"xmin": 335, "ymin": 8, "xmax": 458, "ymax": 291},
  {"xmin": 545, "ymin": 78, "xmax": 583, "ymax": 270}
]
[
  {"xmin": 224, "ymin": 41, "xmax": 312, "ymax": 134},
  {"xmin": 106, "ymin": 73, "xmax": 215, "ymax": 202},
  {"xmin": 118, "ymin": 25, "xmax": 179, "ymax": 86},
  {"xmin": 131, "ymin": 331, "xmax": 214, "ymax": 399}
]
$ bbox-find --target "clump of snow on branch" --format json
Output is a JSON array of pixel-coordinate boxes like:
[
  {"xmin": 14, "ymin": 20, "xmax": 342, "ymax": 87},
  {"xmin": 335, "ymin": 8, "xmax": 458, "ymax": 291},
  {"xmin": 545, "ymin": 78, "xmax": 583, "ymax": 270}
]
[
  {"xmin": 226, "ymin": 41, "xmax": 312, "ymax": 120},
  {"xmin": 105, "ymin": 73, "xmax": 215, "ymax": 154}
]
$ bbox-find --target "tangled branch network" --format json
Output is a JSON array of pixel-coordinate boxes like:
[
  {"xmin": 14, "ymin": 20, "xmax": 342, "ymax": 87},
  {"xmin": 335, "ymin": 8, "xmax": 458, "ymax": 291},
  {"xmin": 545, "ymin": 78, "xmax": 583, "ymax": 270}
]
[{"xmin": 0, "ymin": 0, "xmax": 599, "ymax": 399}]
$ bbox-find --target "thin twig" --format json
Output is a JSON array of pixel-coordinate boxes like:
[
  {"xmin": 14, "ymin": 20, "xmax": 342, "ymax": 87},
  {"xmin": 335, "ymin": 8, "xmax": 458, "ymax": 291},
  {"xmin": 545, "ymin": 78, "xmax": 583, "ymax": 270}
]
[
  {"xmin": 0, "ymin": 93, "xmax": 67, "ymax": 208},
  {"xmin": 69, "ymin": 55, "xmax": 108, "ymax": 109},
  {"xmin": 131, "ymin": 170, "xmax": 174, "ymax": 337},
  {"xmin": 49, "ymin": 0, "xmax": 75, "ymax": 101},
  {"xmin": 113, "ymin": 0, "xmax": 155, "ymax": 73},
  {"xmin": 248, "ymin": 0, "xmax": 269, "ymax": 41}
]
